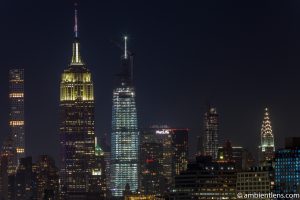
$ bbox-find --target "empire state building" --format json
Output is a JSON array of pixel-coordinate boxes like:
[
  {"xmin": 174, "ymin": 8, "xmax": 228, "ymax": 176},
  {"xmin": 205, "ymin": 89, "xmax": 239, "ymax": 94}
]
[{"xmin": 59, "ymin": 6, "xmax": 97, "ymax": 198}]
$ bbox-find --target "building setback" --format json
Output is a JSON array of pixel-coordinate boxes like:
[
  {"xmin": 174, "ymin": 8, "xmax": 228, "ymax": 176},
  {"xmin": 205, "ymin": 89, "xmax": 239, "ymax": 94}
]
[{"xmin": 59, "ymin": 6, "xmax": 105, "ymax": 199}]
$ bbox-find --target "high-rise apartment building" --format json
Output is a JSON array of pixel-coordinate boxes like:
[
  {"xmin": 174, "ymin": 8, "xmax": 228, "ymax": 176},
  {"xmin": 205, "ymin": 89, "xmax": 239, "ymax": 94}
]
[{"xmin": 9, "ymin": 69, "xmax": 25, "ymax": 166}]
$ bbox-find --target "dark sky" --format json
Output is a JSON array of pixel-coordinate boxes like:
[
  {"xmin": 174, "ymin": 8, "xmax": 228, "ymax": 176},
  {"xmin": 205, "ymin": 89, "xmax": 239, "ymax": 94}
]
[{"xmin": 0, "ymin": 0, "xmax": 300, "ymax": 163}]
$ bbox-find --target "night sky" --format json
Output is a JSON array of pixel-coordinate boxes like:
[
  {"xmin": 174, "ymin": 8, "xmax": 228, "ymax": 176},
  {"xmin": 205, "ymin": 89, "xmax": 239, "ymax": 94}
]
[{"xmin": 0, "ymin": 0, "xmax": 300, "ymax": 163}]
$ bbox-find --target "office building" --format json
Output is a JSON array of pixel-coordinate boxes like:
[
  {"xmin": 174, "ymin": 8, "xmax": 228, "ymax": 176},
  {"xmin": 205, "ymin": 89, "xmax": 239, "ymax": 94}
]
[
  {"xmin": 275, "ymin": 137, "xmax": 300, "ymax": 194},
  {"xmin": 203, "ymin": 107, "xmax": 219, "ymax": 160},
  {"xmin": 259, "ymin": 108, "xmax": 275, "ymax": 163},
  {"xmin": 110, "ymin": 37, "xmax": 139, "ymax": 197}
]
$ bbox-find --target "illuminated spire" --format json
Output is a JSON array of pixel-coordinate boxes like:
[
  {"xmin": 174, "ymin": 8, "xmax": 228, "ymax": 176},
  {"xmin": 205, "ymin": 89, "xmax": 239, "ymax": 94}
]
[
  {"xmin": 124, "ymin": 36, "xmax": 128, "ymax": 59},
  {"xmin": 71, "ymin": 3, "xmax": 83, "ymax": 65},
  {"xmin": 74, "ymin": 3, "xmax": 79, "ymax": 38},
  {"xmin": 261, "ymin": 108, "xmax": 273, "ymax": 139},
  {"xmin": 260, "ymin": 107, "xmax": 275, "ymax": 162}
]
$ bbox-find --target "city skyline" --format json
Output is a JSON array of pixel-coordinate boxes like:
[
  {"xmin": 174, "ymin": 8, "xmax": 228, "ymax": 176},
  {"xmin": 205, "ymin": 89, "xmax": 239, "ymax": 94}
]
[{"xmin": 0, "ymin": 0, "xmax": 300, "ymax": 163}]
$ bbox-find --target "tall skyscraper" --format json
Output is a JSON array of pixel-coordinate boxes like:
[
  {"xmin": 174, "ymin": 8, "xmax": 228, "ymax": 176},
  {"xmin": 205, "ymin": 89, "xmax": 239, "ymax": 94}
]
[
  {"xmin": 110, "ymin": 37, "xmax": 139, "ymax": 197},
  {"xmin": 9, "ymin": 69, "xmax": 25, "ymax": 166},
  {"xmin": 203, "ymin": 107, "xmax": 219, "ymax": 160},
  {"xmin": 259, "ymin": 108, "xmax": 275, "ymax": 163},
  {"xmin": 140, "ymin": 129, "xmax": 164, "ymax": 195},
  {"xmin": 59, "ymin": 6, "xmax": 98, "ymax": 198}
]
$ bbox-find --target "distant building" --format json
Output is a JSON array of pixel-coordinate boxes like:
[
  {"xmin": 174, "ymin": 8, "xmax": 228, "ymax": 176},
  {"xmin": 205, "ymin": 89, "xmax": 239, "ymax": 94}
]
[
  {"xmin": 236, "ymin": 166, "xmax": 275, "ymax": 199},
  {"xmin": 9, "ymin": 69, "xmax": 25, "ymax": 166},
  {"xmin": 89, "ymin": 137, "xmax": 107, "ymax": 197},
  {"xmin": 5, "ymin": 155, "xmax": 59, "ymax": 200},
  {"xmin": 0, "ymin": 136, "xmax": 17, "ymax": 200},
  {"xmin": 203, "ymin": 107, "xmax": 219, "ymax": 160},
  {"xmin": 259, "ymin": 108, "xmax": 275, "ymax": 163},
  {"xmin": 124, "ymin": 194, "xmax": 158, "ymax": 200},
  {"xmin": 171, "ymin": 129, "xmax": 189, "ymax": 176},
  {"xmin": 139, "ymin": 126, "xmax": 189, "ymax": 195},
  {"xmin": 34, "ymin": 155, "xmax": 59, "ymax": 200},
  {"xmin": 140, "ymin": 128, "xmax": 165, "ymax": 195},
  {"xmin": 170, "ymin": 156, "xmax": 237, "ymax": 199},
  {"xmin": 217, "ymin": 140, "xmax": 255, "ymax": 170},
  {"xmin": 275, "ymin": 137, "xmax": 300, "ymax": 194},
  {"xmin": 8, "ymin": 157, "xmax": 36, "ymax": 200}
]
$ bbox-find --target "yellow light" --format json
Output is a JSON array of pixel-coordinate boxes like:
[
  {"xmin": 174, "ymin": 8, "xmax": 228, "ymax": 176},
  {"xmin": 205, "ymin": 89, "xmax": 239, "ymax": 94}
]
[
  {"xmin": 9, "ymin": 93, "xmax": 24, "ymax": 98},
  {"xmin": 16, "ymin": 148, "xmax": 24, "ymax": 153},
  {"xmin": 9, "ymin": 121, "xmax": 24, "ymax": 126}
]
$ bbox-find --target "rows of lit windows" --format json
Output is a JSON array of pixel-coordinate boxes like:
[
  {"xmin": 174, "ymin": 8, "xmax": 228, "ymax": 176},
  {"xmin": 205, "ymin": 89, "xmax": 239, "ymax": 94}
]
[
  {"xmin": 9, "ymin": 93, "xmax": 24, "ymax": 98},
  {"xmin": 111, "ymin": 86, "xmax": 139, "ymax": 196},
  {"xmin": 9, "ymin": 120, "xmax": 24, "ymax": 126}
]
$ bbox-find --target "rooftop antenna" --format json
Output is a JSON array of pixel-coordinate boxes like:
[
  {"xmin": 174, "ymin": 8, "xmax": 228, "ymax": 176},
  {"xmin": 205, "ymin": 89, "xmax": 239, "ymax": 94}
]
[
  {"xmin": 74, "ymin": 3, "xmax": 79, "ymax": 38},
  {"xmin": 124, "ymin": 36, "xmax": 128, "ymax": 59}
]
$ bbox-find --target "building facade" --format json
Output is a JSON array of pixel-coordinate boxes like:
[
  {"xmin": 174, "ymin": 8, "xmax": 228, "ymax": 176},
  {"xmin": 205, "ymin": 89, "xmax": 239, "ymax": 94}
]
[
  {"xmin": 139, "ymin": 128, "xmax": 165, "ymax": 195},
  {"xmin": 59, "ymin": 7, "xmax": 101, "ymax": 198},
  {"xmin": 34, "ymin": 155, "xmax": 59, "ymax": 200},
  {"xmin": 9, "ymin": 69, "xmax": 25, "ymax": 167},
  {"xmin": 217, "ymin": 140, "xmax": 255, "ymax": 171},
  {"xmin": 171, "ymin": 156, "xmax": 237, "ymax": 199},
  {"xmin": 236, "ymin": 166, "xmax": 274, "ymax": 199},
  {"xmin": 139, "ymin": 126, "xmax": 189, "ymax": 195},
  {"xmin": 275, "ymin": 137, "xmax": 300, "ymax": 194},
  {"xmin": 259, "ymin": 108, "xmax": 275, "ymax": 163},
  {"xmin": 203, "ymin": 107, "xmax": 219, "ymax": 160},
  {"xmin": 110, "ymin": 37, "xmax": 139, "ymax": 197}
]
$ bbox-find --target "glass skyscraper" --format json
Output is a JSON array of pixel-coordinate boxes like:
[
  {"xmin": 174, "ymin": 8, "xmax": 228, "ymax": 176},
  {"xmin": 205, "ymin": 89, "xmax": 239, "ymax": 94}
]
[
  {"xmin": 275, "ymin": 138, "xmax": 300, "ymax": 194},
  {"xmin": 110, "ymin": 37, "xmax": 139, "ymax": 197}
]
